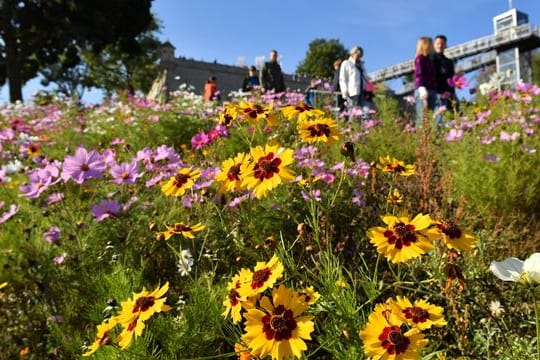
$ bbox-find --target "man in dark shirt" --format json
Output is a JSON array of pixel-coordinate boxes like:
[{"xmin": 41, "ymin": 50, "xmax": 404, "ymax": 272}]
[
  {"xmin": 259, "ymin": 49, "xmax": 286, "ymax": 93},
  {"xmin": 433, "ymin": 35, "xmax": 459, "ymax": 112}
]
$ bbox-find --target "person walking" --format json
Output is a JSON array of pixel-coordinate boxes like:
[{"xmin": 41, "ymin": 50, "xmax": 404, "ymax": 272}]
[
  {"xmin": 242, "ymin": 66, "xmax": 260, "ymax": 92},
  {"xmin": 414, "ymin": 37, "xmax": 438, "ymax": 127},
  {"xmin": 339, "ymin": 46, "xmax": 363, "ymax": 108},
  {"xmin": 204, "ymin": 76, "xmax": 219, "ymax": 102},
  {"xmin": 433, "ymin": 34, "xmax": 459, "ymax": 113},
  {"xmin": 332, "ymin": 58, "xmax": 346, "ymax": 112},
  {"xmin": 259, "ymin": 50, "xmax": 286, "ymax": 93}
]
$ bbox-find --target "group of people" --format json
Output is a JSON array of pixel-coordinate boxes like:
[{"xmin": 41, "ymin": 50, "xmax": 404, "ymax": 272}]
[
  {"xmin": 414, "ymin": 34, "xmax": 459, "ymax": 127},
  {"xmin": 205, "ymin": 38, "xmax": 459, "ymax": 128}
]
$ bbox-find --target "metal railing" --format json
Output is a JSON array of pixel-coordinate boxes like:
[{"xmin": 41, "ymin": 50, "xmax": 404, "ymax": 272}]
[{"xmin": 368, "ymin": 23, "xmax": 540, "ymax": 82}]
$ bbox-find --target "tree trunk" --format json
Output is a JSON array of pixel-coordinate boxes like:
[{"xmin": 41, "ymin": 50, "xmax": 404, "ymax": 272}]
[{"xmin": 1, "ymin": 1, "xmax": 23, "ymax": 102}]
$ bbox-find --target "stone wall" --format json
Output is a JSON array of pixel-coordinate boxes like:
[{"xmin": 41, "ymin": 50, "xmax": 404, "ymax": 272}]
[{"xmin": 161, "ymin": 58, "xmax": 312, "ymax": 98}]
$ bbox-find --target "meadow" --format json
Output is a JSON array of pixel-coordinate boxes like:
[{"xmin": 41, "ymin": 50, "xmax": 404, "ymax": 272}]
[{"xmin": 1, "ymin": 80, "xmax": 540, "ymax": 360}]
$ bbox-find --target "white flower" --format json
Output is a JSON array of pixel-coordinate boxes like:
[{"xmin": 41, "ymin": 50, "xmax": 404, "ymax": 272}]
[
  {"xmin": 177, "ymin": 249, "xmax": 194, "ymax": 276},
  {"xmin": 490, "ymin": 253, "xmax": 540, "ymax": 285},
  {"xmin": 488, "ymin": 300, "xmax": 505, "ymax": 317}
]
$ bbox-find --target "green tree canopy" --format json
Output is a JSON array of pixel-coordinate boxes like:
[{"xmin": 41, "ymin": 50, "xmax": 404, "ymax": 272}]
[
  {"xmin": 296, "ymin": 38, "xmax": 348, "ymax": 79},
  {"xmin": 0, "ymin": 0, "xmax": 153, "ymax": 102}
]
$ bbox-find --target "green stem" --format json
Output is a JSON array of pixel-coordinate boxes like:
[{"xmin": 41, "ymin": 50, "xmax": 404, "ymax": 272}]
[{"xmin": 533, "ymin": 288, "xmax": 540, "ymax": 360}]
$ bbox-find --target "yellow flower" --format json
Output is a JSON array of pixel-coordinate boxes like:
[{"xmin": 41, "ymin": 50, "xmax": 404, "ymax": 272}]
[
  {"xmin": 0, "ymin": 282, "xmax": 7, "ymax": 290},
  {"xmin": 161, "ymin": 167, "xmax": 201, "ymax": 197},
  {"xmin": 237, "ymin": 101, "xmax": 272, "ymax": 125},
  {"xmin": 387, "ymin": 189, "xmax": 404, "ymax": 204},
  {"xmin": 219, "ymin": 103, "xmax": 238, "ymax": 126},
  {"xmin": 215, "ymin": 152, "xmax": 248, "ymax": 193},
  {"xmin": 222, "ymin": 269, "xmax": 252, "ymax": 324},
  {"xmin": 158, "ymin": 222, "xmax": 206, "ymax": 240},
  {"xmin": 20, "ymin": 347, "xmax": 30, "ymax": 358},
  {"xmin": 241, "ymin": 285, "xmax": 315, "ymax": 360},
  {"xmin": 281, "ymin": 103, "xmax": 324, "ymax": 122},
  {"xmin": 427, "ymin": 220, "xmax": 476, "ymax": 252},
  {"xmin": 234, "ymin": 342, "xmax": 253, "ymax": 360},
  {"xmin": 360, "ymin": 303, "xmax": 428, "ymax": 360},
  {"xmin": 82, "ymin": 318, "xmax": 118, "ymax": 356},
  {"xmin": 297, "ymin": 286, "xmax": 320, "ymax": 305},
  {"xmin": 391, "ymin": 296, "xmax": 447, "ymax": 330},
  {"xmin": 239, "ymin": 254, "xmax": 284, "ymax": 298},
  {"xmin": 377, "ymin": 155, "xmax": 416, "ymax": 177},
  {"xmin": 241, "ymin": 143, "xmax": 295, "ymax": 199},
  {"xmin": 367, "ymin": 213, "xmax": 436, "ymax": 263},
  {"xmin": 115, "ymin": 283, "xmax": 172, "ymax": 349},
  {"xmin": 297, "ymin": 117, "xmax": 341, "ymax": 144}
]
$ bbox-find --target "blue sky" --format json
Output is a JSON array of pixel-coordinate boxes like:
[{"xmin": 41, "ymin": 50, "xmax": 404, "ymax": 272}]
[{"xmin": 2, "ymin": 0, "xmax": 540, "ymax": 103}]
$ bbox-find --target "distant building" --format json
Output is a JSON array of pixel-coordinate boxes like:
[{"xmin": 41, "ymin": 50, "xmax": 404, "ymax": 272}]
[{"xmin": 155, "ymin": 42, "xmax": 311, "ymax": 98}]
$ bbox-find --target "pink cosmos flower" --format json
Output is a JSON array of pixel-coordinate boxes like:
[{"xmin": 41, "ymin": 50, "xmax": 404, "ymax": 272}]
[
  {"xmin": 448, "ymin": 75, "xmax": 470, "ymax": 90},
  {"xmin": 0, "ymin": 202, "xmax": 18, "ymax": 224},
  {"xmin": 109, "ymin": 161, "xmax": 143, "ymax": 184},
  {"xmin": 446, "ymin": 129, "xmax": 464, "ymax": 142},
  {"xmin": 91, "ymin": 199, "xmax": 121, "ymax": 221},
  {"xmin": 44, "ymin": 226, "xmax": 61, "ymax": 245},
  {"xmin": 61, "ymin": 147, "xmax": 106, "ymax": 184}
]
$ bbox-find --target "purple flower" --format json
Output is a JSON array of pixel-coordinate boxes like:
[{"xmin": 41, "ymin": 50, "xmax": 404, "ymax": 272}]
[
  {"xmin": 61, "ymin": 147, "xmax": 106, "ymax": 184},
  {"xmin": 43, "ymin": 193, "xmax": 65, "ymax": 206},
  {"xmin": 191, "ymin": 131, "xmax": 210, "ymax": 149},
  {"xmin": 91, "ymin": 199, "xmax": 121, "ymax": 221},
  {"xmin": 484, "ymin": 154, "xmax": 501, "ymax": 163},
  {"xmin": 352, "ymin": 188, "xmax": 365, "ymax": 206},
  {"xmin": 499, "ymin": 131, "xmax": 519, "ymax": 142},
  {"xmin": 44, "ymin": 226, "xmax": 61, "ymax": 245},
  {"xmin": 19, "ymin": 167, "xmax": 58, "ymax": 199},
  {"xmin": 0, "ymin": 202, "xmax": 18, "ymax": 224},
  {"xmin": 53, "ymin": 252, "xmax": 67, "ymax": 265},
  {"xmin": 109, "ymin": 161, "xmax": 142, "ymax": 184},
  {"xmin": 446, "ymin": 129, "xmax": 464, "ymax": 142}
]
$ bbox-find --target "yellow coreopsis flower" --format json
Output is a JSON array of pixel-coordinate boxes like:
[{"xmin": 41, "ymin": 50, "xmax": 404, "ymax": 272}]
[
  {"xmin": 391, "ymin": 296, "xmax": 447, "ymax": 330},
  {"xmin": 240, "ymin": 143, "xmax": 295, "ymax": 199},
  {"xmin": 297, "ymin": 117, "xmax": 341, "ymax": 144},
  {"xmin": 387, "ymin": 189, "xmax": 404, "ymax": 204},
  {"xmin": 157, "ymin": 222, "xmax": 206, "ymax": 240},
  {"xmin": 222, "ymin": 268, "xmax": 252, "ymax": 324},
  {"xmin": 377, "ymin": 155, "xmax": 416, "ymax": 177},
  {"xmin": 238, "ymin": 254, "xmax": 284, "ymax": 298},
  {"xmin": 115, "ymin": 282, "xmax": 172, "ymax": 349},
  {"xmin": 214, "ymin": 152, "xmax": 248, "ymax": 193},
  {"xmin": 427, "ymin": 220, "xmax": 477, "ymax": 252},
  {"xmin": 237, "ymin": 101, "xmax": 272, "ymax": 125},
  {"xmin": 360, "ymin": 302, "xmax": 428, "ymax": 360},
  {"xmin": 367, "ymin": 213, "xmax": 436, "ymax": 263},
  {"xmin": 218, "ymin": 103, "xmax": 238, "ymax": 126},
  {"xmin": 161, "ymin": 167, "xmax": 201, "ymax": 197},
  {"xmin": 82, "ymin": 318, "xmax": 118, "ymax": 356},
  {"xmin": 297, "ymin": 286, "xmax": 321, "ymax": 305},
  {"xmin": 241, "ymin": 285, "xmax": 315, "ymax": 360},
  {"xmin": 281, "ymin": 102, "xmax": 324, "ymax": 122}
]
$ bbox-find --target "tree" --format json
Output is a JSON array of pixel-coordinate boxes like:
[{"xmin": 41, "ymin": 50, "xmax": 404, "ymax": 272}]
[
  {"xmin": 83, "ymin": 26, "xmax": 162, "ymax": 97},
  {"xmin": 296, "ymin": 38, "xmax": 348, "ymax": 79},
  {"xmin": 0, "ymin": 0, "xmax": 153, "ymax": 102}
]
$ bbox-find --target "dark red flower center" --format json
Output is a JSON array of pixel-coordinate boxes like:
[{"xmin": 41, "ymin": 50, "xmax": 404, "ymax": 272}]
[
  {"xmin": 383, "ymin": 222, "xmax": 417, "ymax": 249},
  {"xmin": 295, "ymin": 103, "xmax": 313, "ymax": 112},
  {"xmin": 307, "ymin": 123, "xmax": 331, "ymax": 138},
  {"xmin": 133, "ymin": 296, "xmax": 155, "ymax": 313},
  {"xmin": 245, "ymin": 105, "xmax": 265, "ymax": 119},
  {"xmin": 262, "ymin": 305, "xmax": 297, "ymax": 341},
  {"xmin": 253, "ymin": 153, "xmax": 281, "ymax": 180},
  {"xmin": 379, "ymin": 325, "xmax": 410, "ymax": 355},
  {"xmin": 438, "ymin": 221, "xmax": 462, "ymax": 239},
  {"xmin": 173, "ymin": 223, "xmax": 191, "ymax": 232},
  {"xmin": 81, "ymin": 163, "xmax": 90, "ymax": 171},
  {"xmin": 227, "ymin": 164, "xmax": 241, "ymax": 181},
  {"xmin": 228, "ymin": 289, "xmax": 240, "ymax": 306},
  {"xmin": 403, "ymin": 306, "xmax": 429, "ymax": 324},
  {"xmin": 173, "ymin": 173, "xmax": 190, "ymax": 187},
  {"xmin": 251, "ymin": 267, "xmax": 271, "ymax": 289}
]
